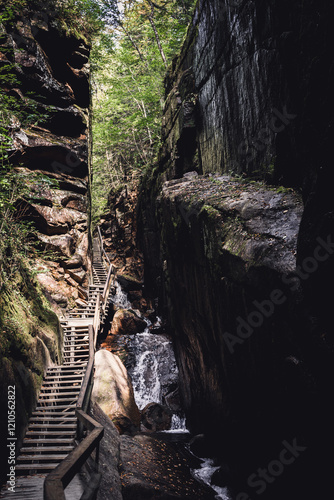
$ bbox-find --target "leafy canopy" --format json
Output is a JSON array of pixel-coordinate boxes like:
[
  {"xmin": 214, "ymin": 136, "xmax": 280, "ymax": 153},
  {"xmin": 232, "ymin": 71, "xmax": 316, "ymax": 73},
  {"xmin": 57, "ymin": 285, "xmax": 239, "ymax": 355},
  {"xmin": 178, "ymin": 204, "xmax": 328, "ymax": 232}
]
[{"xmin": 91, "ymin": 0, "xmax": 196, "ymax": 218}]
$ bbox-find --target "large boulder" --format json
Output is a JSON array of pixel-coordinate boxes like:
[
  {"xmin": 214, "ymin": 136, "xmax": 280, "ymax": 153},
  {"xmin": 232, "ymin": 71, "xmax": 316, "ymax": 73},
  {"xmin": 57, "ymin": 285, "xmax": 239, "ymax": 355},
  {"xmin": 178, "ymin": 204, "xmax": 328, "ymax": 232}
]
[
  {"xmin": 110, "ymin": 309, "xmax": 147, "ymax": 336},
  {"xmin": 140, "ymin": 402, "xmax": 172, "ymax": 432},
  {"xmin": 92, "ymin": 350, "xmax": 141, "ymax": 431}
]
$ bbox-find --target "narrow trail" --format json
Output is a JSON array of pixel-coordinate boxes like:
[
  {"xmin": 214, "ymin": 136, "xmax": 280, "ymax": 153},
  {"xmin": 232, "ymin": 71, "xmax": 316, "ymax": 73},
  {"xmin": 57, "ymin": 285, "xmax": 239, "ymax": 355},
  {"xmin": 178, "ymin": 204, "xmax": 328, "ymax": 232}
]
[{"xmin": 0, "ymin": 237, "xmax": 113, "ymax": 499}]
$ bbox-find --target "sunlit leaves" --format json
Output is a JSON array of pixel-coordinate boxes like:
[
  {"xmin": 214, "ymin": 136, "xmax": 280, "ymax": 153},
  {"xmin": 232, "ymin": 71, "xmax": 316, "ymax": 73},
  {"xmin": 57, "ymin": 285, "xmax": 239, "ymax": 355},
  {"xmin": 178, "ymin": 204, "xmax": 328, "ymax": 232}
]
[{"xmin": 91, "ymin": 0, "xmax": 196, "ymax": 218}]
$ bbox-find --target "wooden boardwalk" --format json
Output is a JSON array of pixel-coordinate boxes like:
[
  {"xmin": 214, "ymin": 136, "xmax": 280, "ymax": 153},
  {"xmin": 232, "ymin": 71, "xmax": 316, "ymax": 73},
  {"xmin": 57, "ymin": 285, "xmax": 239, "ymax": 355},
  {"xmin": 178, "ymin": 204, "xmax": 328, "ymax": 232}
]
[{"xmin": 0, "ymin": 238, "xmax": 111, "ymax": 499}]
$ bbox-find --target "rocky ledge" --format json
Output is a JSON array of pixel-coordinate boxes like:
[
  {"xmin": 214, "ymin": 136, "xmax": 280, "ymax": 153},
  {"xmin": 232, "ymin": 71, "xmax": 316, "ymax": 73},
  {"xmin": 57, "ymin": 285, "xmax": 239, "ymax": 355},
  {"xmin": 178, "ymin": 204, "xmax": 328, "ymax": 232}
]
[{"xmin": 153, "ymin": 172, "xmax": 320, "ymax": 484}]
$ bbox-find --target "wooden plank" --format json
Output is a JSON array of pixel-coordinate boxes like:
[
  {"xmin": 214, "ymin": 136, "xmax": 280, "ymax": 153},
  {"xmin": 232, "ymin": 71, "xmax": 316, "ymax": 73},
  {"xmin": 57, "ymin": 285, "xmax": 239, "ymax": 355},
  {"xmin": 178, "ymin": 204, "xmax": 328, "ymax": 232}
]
[
  {"xmin": 20, "ymin": 446, "xmax": 74, "ymax": 453},
  {"xmin": 46, "ymin": 371, "xmax": 84, "ymax": 376},
  {"xmin": 16, "ymin": 464, "xmax": 58, "ymax": 470},
  {"xmin": 30, "ymin": 417, "xmax": 77, "ymax": 423},
  {"xmin": 42, "ymin": 380, "xmax": 83, "ymax": 385},
  {"xmin": 40, "ymin": 392, "xmax": 80, "ymax": 398},
  {"xmin": 18, "ymin": 454, "xmax": 69, "ymax": 461},
  {"xmin": 23, "ymin": 439, "xmax": 75, "ymax": 444},
  {"xmin": 28, "ymin": 424, "xmax": 76, "ymax": 429},
  {"xmin": 36, "ymin": 398, "xmax": 78, "ymax": 403},
  {"xmin": 41, "ymin": 388, "xmax": 81, "ymax": 393}
]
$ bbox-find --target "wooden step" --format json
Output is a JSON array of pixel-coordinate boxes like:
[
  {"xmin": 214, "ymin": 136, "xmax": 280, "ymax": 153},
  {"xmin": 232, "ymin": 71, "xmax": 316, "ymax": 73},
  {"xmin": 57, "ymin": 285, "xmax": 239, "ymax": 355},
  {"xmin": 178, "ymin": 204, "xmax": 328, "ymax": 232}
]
[
  {"xmin": 41, "ymin": 383, "xmax": 82, "ymax": 390},
  {"xmin": 42, "ymin": 377, "xmax": 83, "ymax": 383},
  {"xmin": 32, "ymin": 408, "xmax": 75, "ymax": 415},
  {"xmin": 18, "ymin": 454, "xmax": 69, "ymax": 462},
  {"xmin": 36, "ymin": 397, "xmax": 78, "ymax": 404},
  {"xmin": 62, "ymin": 349, "xmax": 90, "ymax": 353},
  {"xmin": 20, "ymin": 446, "xmax": 74, "ymax": 453},
  {"xmin": 47, "ymin": 367, "xmax": 85, "ymax": 372},
  {"xmin": 64, "ymin": 362, "xmax": 89, "ymax": 367},
  {"xmin": 28, "ymin": 423, "xmax": 76, "ymax": 430},
  {"xmin": 46, "ymin": 368, "xmax": 85, "ymax": 374},
  {"xmin": 15, "ymin": 463, "xmax": 60, "ymax": 471},
  {"xmin": 23, "ymin": 438, "xmax": 75, "ymax": 444},
  {"xmin": 26, "ymin": 430, "xmax": 76, "ymax": 436},
  {"xmin": 64, "ymin": 339, "xmax": 89, "ymax": 344},
  {"xmin": 41, "ymin": 387, "xmax": 81, "ymax": 394},
  {"xmin": 35, "ymin": 404, "xmax": 76, "ymax": 411},
  {"xmin": 39, "ymin": 392, "xmax": 80, "ymax": 399},
  {"xmin": 30, "ymin": 416, "xmax": 77, "ymax": 422},
  {"xmin": 62, "ymin": 355, "xmax": 89, "ymax": 360},
  {"xmin": 44, "ymin": 376, "xmax": 84, "ymax": 382},
  {"xmin": 64, "ymin": 332, "xmax": 90, "ymax": 336}
]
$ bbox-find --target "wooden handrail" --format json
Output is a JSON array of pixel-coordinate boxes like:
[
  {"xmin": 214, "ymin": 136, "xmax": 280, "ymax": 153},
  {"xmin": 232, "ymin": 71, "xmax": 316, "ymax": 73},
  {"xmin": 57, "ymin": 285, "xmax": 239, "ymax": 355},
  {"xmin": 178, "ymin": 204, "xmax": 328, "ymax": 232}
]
[
  {"xmin": 44, "ymin": 326, "xmax": 104, "ymax": 500},
  {"xmin": 102, "ymin": 265, "xmax": 113, "ymax": 302},
  {"xmin": 93, "ymin": 294, "xmax": 101, "ymax": 347},
  {"xmin": 77, "ymin": 326, "xmax": 94, "ymax": 414},
  {"xmin": 97, "ymin": 225, "xmax": 111, "ymax": 269}
]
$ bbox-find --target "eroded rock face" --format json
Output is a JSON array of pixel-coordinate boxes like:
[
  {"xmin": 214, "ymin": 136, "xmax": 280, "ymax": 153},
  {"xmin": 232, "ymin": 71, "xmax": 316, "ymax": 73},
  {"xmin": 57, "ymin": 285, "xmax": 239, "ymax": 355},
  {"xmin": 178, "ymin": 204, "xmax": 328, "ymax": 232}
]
[
  {"xmin": 138, "ymin": 2, "xmax": 334, "ymax": 496},
  {"xmin": 1, "ymin": 7, "xmax": 91, "ymax": 311}
]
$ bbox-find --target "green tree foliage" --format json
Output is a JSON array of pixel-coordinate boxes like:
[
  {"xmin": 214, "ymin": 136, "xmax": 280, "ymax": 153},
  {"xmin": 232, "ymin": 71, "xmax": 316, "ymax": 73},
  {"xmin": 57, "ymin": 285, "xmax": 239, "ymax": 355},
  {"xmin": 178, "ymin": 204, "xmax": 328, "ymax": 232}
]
[{"xmin": 91, "ymin": 0, "xmax": 196, "ymax": 218}]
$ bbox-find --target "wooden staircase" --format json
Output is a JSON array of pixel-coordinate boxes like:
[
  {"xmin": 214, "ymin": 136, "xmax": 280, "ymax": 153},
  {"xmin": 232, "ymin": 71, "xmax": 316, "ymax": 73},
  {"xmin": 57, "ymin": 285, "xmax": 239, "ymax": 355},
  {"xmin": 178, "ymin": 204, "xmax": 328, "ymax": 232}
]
[{"xmin": 0, "ymin": 236, "xmax": 113, "ymax": 499}]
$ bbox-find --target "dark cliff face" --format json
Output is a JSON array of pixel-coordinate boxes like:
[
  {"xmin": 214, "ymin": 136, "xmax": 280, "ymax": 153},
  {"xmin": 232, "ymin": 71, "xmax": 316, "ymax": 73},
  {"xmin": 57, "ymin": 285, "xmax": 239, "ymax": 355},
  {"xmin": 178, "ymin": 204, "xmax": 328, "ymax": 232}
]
[
  {"xmin": 161, "ymin": 0, "xmax": 333, "ymax": 188},
  {"xmin": 138, "ymin": 0, "xmax": 334, "ymax": 497}
]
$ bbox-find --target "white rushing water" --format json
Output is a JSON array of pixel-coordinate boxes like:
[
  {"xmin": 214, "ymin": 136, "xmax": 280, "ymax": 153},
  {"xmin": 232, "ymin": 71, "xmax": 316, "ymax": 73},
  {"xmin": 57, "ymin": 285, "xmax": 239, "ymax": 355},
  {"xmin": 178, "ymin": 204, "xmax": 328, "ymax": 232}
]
[
  {"xmin": 112, "ymin": 279, "xmax": 231, "ymax": 498},
  {"xmin": 111, "ymin": 281, "xmax": 187, "ymax": 431},
  {"xmin": 191, "ymin": 458, "xmax": 231, "ymax": 500}
]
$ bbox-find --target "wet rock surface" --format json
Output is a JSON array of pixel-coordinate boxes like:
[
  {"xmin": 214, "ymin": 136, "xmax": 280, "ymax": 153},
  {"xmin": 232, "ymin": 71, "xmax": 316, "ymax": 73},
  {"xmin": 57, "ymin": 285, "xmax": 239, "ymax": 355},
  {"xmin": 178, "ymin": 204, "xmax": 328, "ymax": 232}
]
[
  {"xmin": 119, "ymin": 433, "xmax": 215, "ymax": 500},
  {"xmin": 90, "ymin": 403, "xmax": 215, "ymax": 500}
]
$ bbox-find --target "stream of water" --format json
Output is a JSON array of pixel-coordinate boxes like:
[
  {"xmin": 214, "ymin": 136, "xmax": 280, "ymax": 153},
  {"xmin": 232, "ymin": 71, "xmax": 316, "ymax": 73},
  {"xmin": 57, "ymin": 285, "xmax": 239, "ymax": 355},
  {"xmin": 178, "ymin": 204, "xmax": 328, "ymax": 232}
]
[{"xmin": 111, "ymin": 280, "xmax": 231, "ymax": 499}]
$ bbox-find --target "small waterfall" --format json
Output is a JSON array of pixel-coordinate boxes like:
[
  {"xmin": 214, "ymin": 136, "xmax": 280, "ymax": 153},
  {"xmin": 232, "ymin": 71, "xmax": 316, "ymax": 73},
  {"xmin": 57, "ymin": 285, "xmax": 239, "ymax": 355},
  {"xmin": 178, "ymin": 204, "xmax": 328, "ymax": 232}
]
[
  {"xmin": 110, "ymin": 280, "xmax": 231, "ymax": 497},
  {"xmin": 111, "ymin": 281, "xmax": 187, "ymax": 431},
  {"xmin": 129, "ymin": 332, "xmax": 163, "ymax": 408},
  {"xmin": 112, "ymin": 281, "xmax": 132, "ymax": 309}
]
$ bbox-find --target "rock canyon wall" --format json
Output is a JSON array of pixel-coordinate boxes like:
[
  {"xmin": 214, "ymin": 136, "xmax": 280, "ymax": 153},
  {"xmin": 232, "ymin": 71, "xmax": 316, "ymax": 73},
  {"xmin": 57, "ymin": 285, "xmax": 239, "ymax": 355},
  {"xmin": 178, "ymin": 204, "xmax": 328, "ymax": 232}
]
[
  {"xmin": 0, "ymin": 4, "xmax": 91, "ymax": 481},
  {"xmin": 138, "ymin": 1, "xmax": 334, "ymax": 497}
]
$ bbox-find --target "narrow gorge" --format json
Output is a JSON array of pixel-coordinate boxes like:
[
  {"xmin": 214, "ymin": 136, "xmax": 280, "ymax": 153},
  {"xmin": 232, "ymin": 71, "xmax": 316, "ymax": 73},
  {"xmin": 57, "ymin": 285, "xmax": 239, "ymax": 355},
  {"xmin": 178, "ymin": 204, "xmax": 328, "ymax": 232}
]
[{"xmin": 1, "ymin": 1, "xmax": 333, "ymax": 500}]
